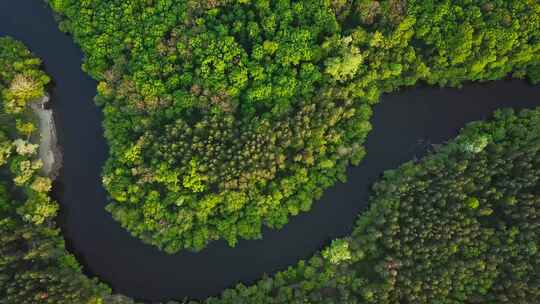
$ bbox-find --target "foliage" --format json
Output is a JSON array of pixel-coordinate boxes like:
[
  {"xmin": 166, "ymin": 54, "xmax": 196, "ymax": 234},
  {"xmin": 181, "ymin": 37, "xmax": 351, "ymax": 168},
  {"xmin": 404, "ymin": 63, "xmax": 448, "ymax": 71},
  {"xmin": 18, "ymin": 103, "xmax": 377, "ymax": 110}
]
[
  {"xmin": 47, "ymin": 0, "xmax": 540, "ymax": 252},
  {"xmin": 203, "ymin": 107, "xmax": 540, "ymax": 304},
  {"xmin": 322, "ymin": 239, "xmax": 352, "ymax": 265},
  {"xmin": 0, "ymin": 37, "xmax": 110, "ymax": 304},
  {"xmin": 0, "ymin": 38, "xmax": 49, "ymax": 114}
]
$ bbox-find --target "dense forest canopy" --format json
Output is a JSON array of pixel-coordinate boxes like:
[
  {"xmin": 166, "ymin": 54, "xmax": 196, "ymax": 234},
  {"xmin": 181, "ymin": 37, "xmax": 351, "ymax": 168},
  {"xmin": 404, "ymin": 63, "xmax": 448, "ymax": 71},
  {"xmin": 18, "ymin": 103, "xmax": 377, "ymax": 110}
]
[
  {"xmin": 203, "ymin": 107, "xmax": 540, "ymax": 303},
  {"xmin": 3, "ymin": 0, "xmax": 540, "ymax": 299},
  {"xmin": 0, "ymin": 37, "xmax": 109, "ymax": 304},
  {"xmin": 47, "ymin": 0, "xmax": 540, "ymax": 252}
]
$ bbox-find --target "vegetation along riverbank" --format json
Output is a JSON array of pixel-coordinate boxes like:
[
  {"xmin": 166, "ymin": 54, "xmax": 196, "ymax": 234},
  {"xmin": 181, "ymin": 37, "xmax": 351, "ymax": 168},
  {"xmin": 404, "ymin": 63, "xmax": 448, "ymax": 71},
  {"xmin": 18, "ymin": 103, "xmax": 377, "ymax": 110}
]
[
  {"xmin": 48, "ymin": 0, "xmax": 540, "ymax": 253},
  {"xmin": 1, "ymin": 0, "xmax": 540, "ymax": 303},
  {"xmin": 203, "ymin": 107, "xmax": 540, "ymax": 303},
  {"xmin": 0, "ymin": 37, "xmax": 110, "ymax": 303}
]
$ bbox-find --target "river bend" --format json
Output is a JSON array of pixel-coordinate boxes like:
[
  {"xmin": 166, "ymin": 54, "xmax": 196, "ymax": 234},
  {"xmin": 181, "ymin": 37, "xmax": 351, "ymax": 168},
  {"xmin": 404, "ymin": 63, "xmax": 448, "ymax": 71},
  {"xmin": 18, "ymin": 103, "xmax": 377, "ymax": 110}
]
[{"xmin": 2, "ymin": 1, "xmax": 540, "ymax": 302}]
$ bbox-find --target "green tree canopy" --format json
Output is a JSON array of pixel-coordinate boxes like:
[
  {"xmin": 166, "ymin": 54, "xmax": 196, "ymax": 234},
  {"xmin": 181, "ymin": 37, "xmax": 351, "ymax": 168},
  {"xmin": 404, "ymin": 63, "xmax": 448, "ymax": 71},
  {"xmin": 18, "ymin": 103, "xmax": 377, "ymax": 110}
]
[{"xmin": 48, "ymin": 0, "xmax": 540, "ymax": 252}]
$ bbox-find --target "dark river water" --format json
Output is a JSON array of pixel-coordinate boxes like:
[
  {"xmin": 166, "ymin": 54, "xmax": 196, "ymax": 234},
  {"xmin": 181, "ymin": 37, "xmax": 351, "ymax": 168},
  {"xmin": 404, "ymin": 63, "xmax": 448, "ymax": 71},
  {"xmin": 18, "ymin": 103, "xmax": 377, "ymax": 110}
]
[{"xmin": 2, "ymin": 1, "xmax": 540, "ymax": 302}]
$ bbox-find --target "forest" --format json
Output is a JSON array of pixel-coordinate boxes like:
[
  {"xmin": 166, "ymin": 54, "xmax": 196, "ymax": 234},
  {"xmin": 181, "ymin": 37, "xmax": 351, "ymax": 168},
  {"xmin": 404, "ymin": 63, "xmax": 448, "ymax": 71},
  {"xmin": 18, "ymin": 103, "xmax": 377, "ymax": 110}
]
[
  {"xmin": 0, "ymin": 37, "xmax": 110, "ymax": 304},
  {"xmin": 48, "ymin": 0, "xmax": 540, "ymax": 252},
  {"xmin": 2, "ymin": 0, "xmax": 540, "ymax": 303},
  {"xmin": 197, "ymin": 106, "xmax": 540, "ymax": 303}
]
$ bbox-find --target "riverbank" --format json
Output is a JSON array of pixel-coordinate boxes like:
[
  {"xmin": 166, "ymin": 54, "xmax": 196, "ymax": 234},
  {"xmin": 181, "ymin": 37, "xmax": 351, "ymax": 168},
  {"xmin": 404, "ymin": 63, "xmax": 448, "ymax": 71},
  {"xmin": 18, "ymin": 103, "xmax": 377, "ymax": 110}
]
[
  {"xmin": 4, "ymin": 2, "xmax": 540, "ymax": 301},
  {"xmin": 30, "ymin": 94, "xmax": 62, "ymax": 180}
]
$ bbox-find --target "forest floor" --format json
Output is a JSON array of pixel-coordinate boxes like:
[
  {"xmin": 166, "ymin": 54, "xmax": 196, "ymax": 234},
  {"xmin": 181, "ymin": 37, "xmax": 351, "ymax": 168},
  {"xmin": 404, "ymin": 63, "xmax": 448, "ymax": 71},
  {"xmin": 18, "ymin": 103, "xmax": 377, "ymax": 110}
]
[{"xmin": 30, "ymin": 94, "xmax": 62, "ymax": 179}]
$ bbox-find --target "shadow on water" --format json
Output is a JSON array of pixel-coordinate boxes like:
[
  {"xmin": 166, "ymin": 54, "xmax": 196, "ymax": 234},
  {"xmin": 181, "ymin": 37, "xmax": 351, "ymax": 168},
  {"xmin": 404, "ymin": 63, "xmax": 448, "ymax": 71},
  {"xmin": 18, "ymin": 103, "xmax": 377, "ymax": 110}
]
[{"xmin": 2, "ymin": 1, "xmax": 540, "ymax": 302}]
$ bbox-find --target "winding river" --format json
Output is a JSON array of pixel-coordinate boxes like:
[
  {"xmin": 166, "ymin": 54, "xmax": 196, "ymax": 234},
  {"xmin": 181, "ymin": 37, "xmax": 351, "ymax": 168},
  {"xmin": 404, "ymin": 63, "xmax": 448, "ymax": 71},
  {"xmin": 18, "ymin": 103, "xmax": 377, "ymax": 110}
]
[{"xmin": 2, "ymin": 1, "xmax": 540, "ymax": 302}]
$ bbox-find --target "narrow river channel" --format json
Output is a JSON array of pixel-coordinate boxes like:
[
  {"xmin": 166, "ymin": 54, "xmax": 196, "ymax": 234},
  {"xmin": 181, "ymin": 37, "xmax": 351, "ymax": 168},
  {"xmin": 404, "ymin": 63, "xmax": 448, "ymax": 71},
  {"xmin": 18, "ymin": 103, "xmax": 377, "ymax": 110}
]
[{"xmin": 2, "ymin": 1, "xmax": 540, "ymax": 302}]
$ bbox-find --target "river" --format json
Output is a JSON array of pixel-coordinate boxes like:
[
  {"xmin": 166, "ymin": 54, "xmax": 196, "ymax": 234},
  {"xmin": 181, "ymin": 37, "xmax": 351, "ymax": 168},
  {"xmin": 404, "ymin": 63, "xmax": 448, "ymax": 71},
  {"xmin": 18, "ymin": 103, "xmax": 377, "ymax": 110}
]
[{"xmin": 2, "ymin": 1, "xmax": 540, "ymax": 302}]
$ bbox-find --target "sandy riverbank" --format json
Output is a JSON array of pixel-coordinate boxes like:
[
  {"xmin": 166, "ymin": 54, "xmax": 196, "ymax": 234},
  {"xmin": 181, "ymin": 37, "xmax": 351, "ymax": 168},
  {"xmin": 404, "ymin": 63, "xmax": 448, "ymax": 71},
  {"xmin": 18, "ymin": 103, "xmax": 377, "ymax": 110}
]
[{"xmin": 30, "ymin": 94, "xmax": 62, "ymax": 180}]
